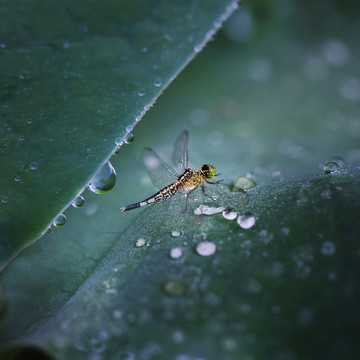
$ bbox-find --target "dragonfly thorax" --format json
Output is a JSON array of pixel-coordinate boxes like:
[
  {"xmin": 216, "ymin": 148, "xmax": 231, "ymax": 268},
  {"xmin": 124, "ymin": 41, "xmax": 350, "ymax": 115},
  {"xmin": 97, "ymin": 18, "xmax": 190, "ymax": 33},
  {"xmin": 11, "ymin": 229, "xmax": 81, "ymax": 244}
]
[{"xmin": 201, "ymin": 164, "xmax": 216, "ymax": 179}]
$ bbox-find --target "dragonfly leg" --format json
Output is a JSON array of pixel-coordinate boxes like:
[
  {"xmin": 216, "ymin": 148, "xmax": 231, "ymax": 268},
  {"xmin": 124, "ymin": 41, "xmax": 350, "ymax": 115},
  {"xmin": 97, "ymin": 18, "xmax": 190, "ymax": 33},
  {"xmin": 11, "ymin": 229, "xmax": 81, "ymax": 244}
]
[
  {"xmin": 184, "ymin": 189, "xmax": 197, "ymax": 212},
  {"xmin": 205, "ymin": 179, "xmax": 223, "ymax": 185},
  {"xmin": 202, "ymin": 184, "xmax": 216, "ymax": 201}
]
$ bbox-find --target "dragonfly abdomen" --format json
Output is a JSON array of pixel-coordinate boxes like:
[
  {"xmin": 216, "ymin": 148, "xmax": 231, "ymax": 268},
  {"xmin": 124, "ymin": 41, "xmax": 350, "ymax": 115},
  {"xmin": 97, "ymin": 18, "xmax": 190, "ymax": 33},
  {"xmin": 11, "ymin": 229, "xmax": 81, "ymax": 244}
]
[{"xmin": 121, "ymin": 181, "xmax": 180, "ymax": 212}]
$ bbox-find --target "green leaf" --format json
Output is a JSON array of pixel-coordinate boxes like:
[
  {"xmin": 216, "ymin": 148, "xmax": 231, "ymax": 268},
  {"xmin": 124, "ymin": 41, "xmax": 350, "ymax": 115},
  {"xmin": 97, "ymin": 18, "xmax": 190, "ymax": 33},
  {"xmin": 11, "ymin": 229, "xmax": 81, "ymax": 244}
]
[
  {"xmin": 0, "ymin": 0, "xmax": 238, "ymax": 269},
  {"xmin": 1, "ymin": 1, "xmax": 360, "ymax": 359}
]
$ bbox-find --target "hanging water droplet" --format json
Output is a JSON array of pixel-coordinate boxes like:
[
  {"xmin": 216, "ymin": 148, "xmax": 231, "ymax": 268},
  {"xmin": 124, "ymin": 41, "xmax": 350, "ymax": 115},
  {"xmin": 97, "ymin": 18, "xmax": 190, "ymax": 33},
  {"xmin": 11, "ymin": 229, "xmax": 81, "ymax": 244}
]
[
  {"xmin": 124, "ymin": 133, "xmax": 134, "ymax": 144},
  {"xmin": 237, "ymin": 215, "xmax": 256, "ymax": 229},
  {"xmin": 29, "ymin": 161, "xmax": 38, "ymax": 171},
  {"xmin": 232, "ymin": 176, "xmax": 256, "ymax": 190},
  {"xmin": 196, "ymin": 241, "xmax": 216, "ymax": 256},
  {"xmin": 170, "ymin": 247, "xmax": 183, "ymax": 259},
  {"xmin": 222, "ymin": 210, "xmax": 237, "ymax": 220},
  {"xmin": 53, "ymin": 214, "xmax": 66, "ymax": 227},
  {"xmin": 88, "ymin": 161, "xmax": 117, "ymax": 194},
  {"xmin": 45, "ymin": 226, "xmax": 52, "ymax": 234},
  {"xmin": 72, "ymin": 195, "xmax": 85, "ymax": 208}
]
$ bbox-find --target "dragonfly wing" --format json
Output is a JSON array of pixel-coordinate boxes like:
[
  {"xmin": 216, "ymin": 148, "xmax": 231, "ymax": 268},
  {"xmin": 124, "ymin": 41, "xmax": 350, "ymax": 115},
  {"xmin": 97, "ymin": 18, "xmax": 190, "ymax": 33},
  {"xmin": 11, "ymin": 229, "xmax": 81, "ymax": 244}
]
[
  {"xmin": 172, "ymin": 130, "xmax": 189, "ymax": 174},
  {"xmin": 141, "ymin": 147, "xmax": 179, "ymax": 189}
]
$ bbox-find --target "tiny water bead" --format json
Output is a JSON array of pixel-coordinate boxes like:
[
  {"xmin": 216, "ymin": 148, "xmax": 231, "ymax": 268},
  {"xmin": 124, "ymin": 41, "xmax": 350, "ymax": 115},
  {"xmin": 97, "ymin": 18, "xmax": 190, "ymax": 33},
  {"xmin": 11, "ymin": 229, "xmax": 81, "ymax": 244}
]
[
  {"xmin": 153, "ymin": 79, "xmax": 162, "ymax": 87},
  {"xmin": 53, "ymin": 214, "xmax": 66, "ymax": 227},
  {"xmin": 237, "ymin": 215, "xmax": 256, "ymax": 229},
  {"xmin": 196, "ymin": 241, "xmax": 216, "ymax": 256},
  {"xmin": 321, "ymin": 241, "xmax": 336, "ymax": 256},
  {"xmin": 194, "ymin": 205, "xmax": 225, "ymax": 215},
  {"xmin": 232, "ymin": 176, "xmax": 256, "ymax": 190},
  {"xmin": 14, "ymin": 176, "xmax": 21, "ymax": 182},
  {"xmin": 170, "ymin": 247, "xmax": 183, "ymax": 259},
  {"xmin": 135, "ymin": 238, "xmax": 146, "ymax": 247},
  {"xmin": 72, "ymin": 195, "xmax": 85, "ymax": 208},
  {"xmin": 1, "ymin": 197, "xmax": 8, "ymax": 204},
  {"xmin": 29, "ymin": 161, "xmax": 38, "ymax": 171},
  {"xmin": 115, "ymin": 137, "xmax": 123, "ymax": 146},
  {"xmin": 88, "ymin": 161, "xmax": 117, "ymax": 194},
  {"xmin": 171, "ymin": 230, "xmax": 181, "ymax": 238},
  {"xmin": 222, "ymin": 210, "xmax": 238, "ymax": 220},
  {"xmin": 137, "ymin": 88, "xmax": 145, "ymax": 97}
]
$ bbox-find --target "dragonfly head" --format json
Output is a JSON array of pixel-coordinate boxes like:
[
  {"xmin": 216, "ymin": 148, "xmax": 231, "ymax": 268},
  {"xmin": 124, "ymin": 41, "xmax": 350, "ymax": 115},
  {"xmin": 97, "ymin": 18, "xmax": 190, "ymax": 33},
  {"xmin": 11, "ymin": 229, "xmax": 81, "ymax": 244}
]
[{"xmin": 201, "ymin": 164, "xmax": 216, "ymax": 179}]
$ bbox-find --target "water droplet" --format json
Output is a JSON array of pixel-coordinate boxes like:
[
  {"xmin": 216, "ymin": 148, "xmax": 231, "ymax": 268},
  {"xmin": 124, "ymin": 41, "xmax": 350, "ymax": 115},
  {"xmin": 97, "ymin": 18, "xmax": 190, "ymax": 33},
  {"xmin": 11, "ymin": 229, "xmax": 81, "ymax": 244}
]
[
  {"xmin": 124, "ymin": 133, "xmax": 134, "ymax": 144},
  {"xmin": 194, "ymin": 44, "xmax": 203, "ymax": 53},
  {"xmin": 72, "ymin": 195, "xmax": 85, "ymax": 208},
  {"xmin": 88, "ymin": 161, "xmax": 117, "ymax": 194},
  {"xmin": 323, "ymin": 39, "xmax": 351, "ymax": 67},
  {"xmin": 137, "ymin": 88, "xmax": 145, "ymax": 97},
  {"xmin": 237, "ymin": 215, "xmax": 256, "ymax": 229},
  {"xmin": 170, "ymin": 247, "xmax": 183, "ymax": 259},
  {"xmin": 171, "ymin": 230, "xmax": 181, "ymax": 237},
  {"xmin": 14, "ymin": 176, "xmax": 21, "ymax": 182},
  {"xmin": 18, "ymin": 135, "xmax": 25, "ymax": 141},
  {"xmin": 153, "ymin": 79, "xmax": 162, "ymax": 87},
  {"xmin": 163, "ymin": 281, "xmax": 187, "ymax": 296},
  {"xmin": 29, "ymin": 161, "xmax": 38, "ymax": 171},
  {"xmin": 233, "ymin": 176, "xmax": 256, "ymax": 190},
  {"xmin": 53, "ymin": 214, "xmax": 66, "ymax": 227},
  {"xmin": 323, "ymin": 161, "xmax": 340, "ymax": 174},
  {"xmin": 321, "ymin": 241, "xmax": 336, "ymax": 256},
  {"xmin": 194, "ymin": 205, "xmax": 225, "ymax": 215},
  {"xmin": 135, "ymin": 238, "xmax": 146, "ymax": 247},
  {"xmin": 196, "ymin": 241, "xmax": 216, "ymax": 256},
  {"xmin": 339, "ymin": 77, "xmax": 360, "ymax": 102},
  {"xmin": 126, "ymin": 124, "xmax": 134, "ymax": 132},
  {"xmin": 1, "ymin": 197, "xmax": 8, "ymax": 204},
  {"xmin": 115, "ymin": 137, "xmax": 123, "ymax": 146},
  {"xmin": 222, "ymin": 210, "xmax": 237, "ymax": 220}
]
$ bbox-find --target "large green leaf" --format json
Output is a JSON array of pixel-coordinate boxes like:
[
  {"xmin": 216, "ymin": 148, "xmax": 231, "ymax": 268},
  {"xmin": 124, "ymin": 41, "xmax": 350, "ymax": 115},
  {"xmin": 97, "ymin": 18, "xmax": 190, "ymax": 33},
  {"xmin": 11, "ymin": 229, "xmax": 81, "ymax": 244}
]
[
  {"xmin": 1, "ymin": 0, "xmax": 360, "ymax": 359},
  {"xmin": 0, "ymin": 0, "xmax": 237, "ymax": 270}
]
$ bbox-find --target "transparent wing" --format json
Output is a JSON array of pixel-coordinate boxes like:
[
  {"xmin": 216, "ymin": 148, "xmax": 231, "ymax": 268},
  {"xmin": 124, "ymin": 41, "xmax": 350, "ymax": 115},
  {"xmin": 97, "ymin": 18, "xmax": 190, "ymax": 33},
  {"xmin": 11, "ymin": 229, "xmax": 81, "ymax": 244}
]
[
  {"xmin": 141, "ymin": 147, "xmax": 179, "ymax": 189},
  {"xmin": 172, "ymin": 130, "xmax": 189, "ymax": 173}
]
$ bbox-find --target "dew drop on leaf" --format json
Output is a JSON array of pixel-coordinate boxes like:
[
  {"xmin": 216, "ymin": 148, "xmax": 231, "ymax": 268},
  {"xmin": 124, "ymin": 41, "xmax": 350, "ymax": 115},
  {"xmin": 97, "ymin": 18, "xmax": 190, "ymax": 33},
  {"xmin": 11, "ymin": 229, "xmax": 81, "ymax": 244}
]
[
  {"xmin": 72, "ymin": 195, "xmax": 85, "ymax": 208},
  {"xmin": 53, "ymin": 214, "xmax": 66, "ymax": 227},
  {"xmin": 196, "ymin": 241, "xmax": 216, "ymax": 256},
  {"xmin": 237, "ymin": 215, "xmax": 256, "ymax": 229},
  {"xmin": 88, "ymin": 161, "xmax": 117, "ymax": 194}
]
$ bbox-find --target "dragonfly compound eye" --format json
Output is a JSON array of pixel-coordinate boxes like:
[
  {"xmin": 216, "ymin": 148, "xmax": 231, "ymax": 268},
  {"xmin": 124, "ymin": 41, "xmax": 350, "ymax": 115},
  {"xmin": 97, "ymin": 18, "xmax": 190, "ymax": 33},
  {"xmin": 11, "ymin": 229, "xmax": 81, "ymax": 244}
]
[{"xmin": 201, "ymin": 164, "xmax": 216, "ymax": 178}]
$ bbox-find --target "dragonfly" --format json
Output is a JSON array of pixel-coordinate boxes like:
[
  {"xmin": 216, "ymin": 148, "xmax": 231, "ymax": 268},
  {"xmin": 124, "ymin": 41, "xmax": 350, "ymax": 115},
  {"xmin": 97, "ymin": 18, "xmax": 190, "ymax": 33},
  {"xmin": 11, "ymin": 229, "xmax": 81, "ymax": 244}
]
[{"xmin": 121, "ymin": 130, "xmax": 223, "ymax": 212}]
